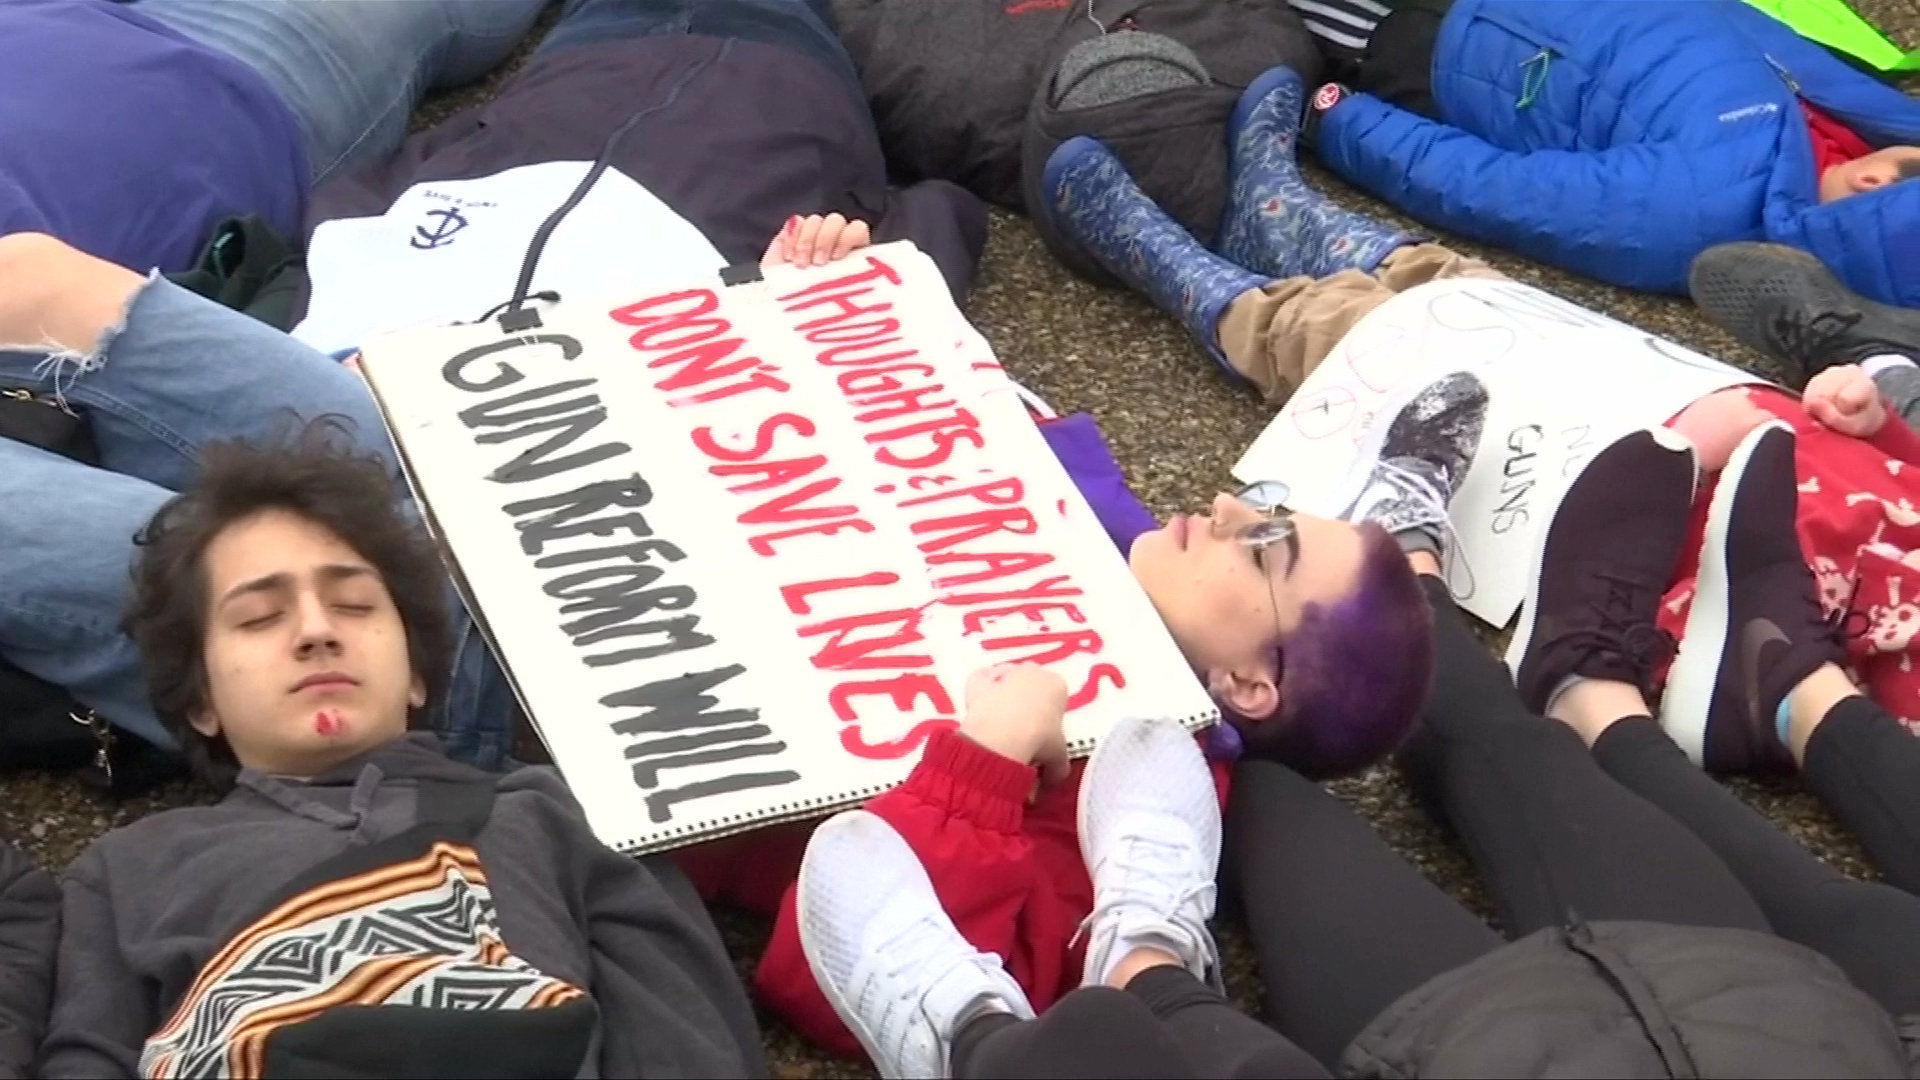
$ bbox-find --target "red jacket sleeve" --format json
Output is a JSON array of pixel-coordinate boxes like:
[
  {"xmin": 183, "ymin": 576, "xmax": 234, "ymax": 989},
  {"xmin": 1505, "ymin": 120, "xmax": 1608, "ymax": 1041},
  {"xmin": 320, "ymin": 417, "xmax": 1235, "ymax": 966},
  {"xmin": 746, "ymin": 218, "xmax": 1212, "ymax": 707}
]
[
  {"xmin": 1866, "ymin": 405, "xmax": 1920, "ymax": 467},
  {"xmin": 754, "ymin": 728, "xmax": 1085, "ymax": 1058}
]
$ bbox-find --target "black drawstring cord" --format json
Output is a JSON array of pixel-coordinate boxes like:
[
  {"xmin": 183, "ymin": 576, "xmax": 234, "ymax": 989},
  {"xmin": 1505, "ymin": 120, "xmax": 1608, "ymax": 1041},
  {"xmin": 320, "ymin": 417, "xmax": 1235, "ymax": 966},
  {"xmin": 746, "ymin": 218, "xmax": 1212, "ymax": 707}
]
[{"xmin": 489, "ymin": 41, "xmax": 730, "ymax": 333}]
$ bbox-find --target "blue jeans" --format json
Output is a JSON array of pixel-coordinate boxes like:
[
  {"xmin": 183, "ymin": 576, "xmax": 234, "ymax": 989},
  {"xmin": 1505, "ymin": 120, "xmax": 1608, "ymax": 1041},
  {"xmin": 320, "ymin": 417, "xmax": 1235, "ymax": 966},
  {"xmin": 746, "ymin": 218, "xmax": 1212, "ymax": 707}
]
[
  {"xmin": 0, "ymin": 280, "xmax": 515, "ymax": 769},
  {"xmin": 126, "ymin": 0, "xmax": 549, "ymax": 185},
  {"xmin": 538, "ymin": 0, "xmax": 859, "ymax": 94}
]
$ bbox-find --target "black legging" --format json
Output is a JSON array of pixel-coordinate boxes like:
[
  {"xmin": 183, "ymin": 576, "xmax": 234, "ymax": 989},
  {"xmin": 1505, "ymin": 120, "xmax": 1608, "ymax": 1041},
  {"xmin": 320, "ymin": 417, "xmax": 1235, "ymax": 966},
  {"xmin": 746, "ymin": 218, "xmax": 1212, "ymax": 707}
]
[
  {"xmin": 951, "ymin": 968, "xmax": 1328, "ymax": 1079},
  {"xmin": 1593, "ymin": 709, "xmax": 1920, "ymax": 1015},
  {"xmin": 1228, "ymin": 575, "xmax": 1920, "ymax": 1067},
  {"xmin": 1801, "ymin": 695, "xmax": 1920, "ymax": 896}
]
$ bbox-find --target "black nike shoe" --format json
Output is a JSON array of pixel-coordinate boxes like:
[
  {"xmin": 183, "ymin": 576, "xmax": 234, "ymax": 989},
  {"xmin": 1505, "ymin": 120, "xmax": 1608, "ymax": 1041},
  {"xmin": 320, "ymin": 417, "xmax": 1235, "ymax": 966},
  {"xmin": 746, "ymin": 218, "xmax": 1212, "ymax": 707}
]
[
  {"xmin": 1689, "ymin": 243, "xmax": 1920, "ymax": 384},
  {"xmin": 1660, "ymin": 422, "xmax": 1848, "ymax": 774},
  {"xmin": 1507, "ymin": 428, "xmax": 1699, "ymax": 714}
]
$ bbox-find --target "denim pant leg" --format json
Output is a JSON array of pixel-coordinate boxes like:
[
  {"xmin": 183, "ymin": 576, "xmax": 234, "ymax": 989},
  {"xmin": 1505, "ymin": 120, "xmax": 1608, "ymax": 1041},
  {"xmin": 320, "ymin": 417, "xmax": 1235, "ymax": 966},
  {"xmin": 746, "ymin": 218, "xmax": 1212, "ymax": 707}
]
[
  {"xmin": 0, "ymin": 279, "xmax": 515, "ymax": 767},
  {"xmin": 0, "ymin": 441, "xmax": 176, "ymax": 750},
  {"xmin": 128, "ymin": 0, "xmax": 549, "ymax": 184},
  {"xmin": 539, "ymin": 0, "xmax": 859, "ymax": 92}
]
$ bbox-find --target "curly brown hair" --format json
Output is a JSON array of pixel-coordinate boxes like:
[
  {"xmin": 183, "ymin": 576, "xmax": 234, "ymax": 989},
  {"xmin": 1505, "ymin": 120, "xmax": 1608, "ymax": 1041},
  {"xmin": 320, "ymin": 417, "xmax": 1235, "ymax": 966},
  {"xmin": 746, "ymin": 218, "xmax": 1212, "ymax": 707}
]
[{"xmin": 122, "ymin": 418, "xmax": 454, "ymax": 790}]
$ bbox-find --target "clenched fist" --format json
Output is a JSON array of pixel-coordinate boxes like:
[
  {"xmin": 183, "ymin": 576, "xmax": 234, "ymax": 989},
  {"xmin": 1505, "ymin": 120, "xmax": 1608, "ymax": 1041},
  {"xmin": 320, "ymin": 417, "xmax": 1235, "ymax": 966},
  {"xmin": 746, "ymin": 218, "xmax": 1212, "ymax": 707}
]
[{"xmin": 959, "ymin": 663, "xmax": 1071, "ymax": 789}]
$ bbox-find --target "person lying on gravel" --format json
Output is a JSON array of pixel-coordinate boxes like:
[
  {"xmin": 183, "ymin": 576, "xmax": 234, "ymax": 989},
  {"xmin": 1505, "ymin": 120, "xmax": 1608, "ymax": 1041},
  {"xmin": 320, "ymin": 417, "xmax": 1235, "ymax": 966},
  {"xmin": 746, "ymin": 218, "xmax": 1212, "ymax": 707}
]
[
  {"xmin": 776, "ymin": 370, "xmax": 1920, "ymax": 1080},
  {"xmin": 1035, "ymin": 64, "xmax": 1503, "ymax": 404},
  {"xmin": 819, "ymin": 0, "xmax": 1325, "ymax": 282},
  {"xmin": 37, "ymin": 429, "xmax": 764, "ymax": 1079},
  {"xmin": 1226, "ymin": 375, "xmax": 1920, "ymax": 1079},
  {"xmin": 0, "ymin": 841, "xmax": 55, "ymax": 1080},
  {"xmin": 1543, "ymin": 379, "xmax": 1920, "ymax": 901},
  {"xmin": 0, "ymin": 210, "xmax": 869, "ymax": 782},
  {"xmin": 259, "ymin": 0, "xmax": 987, "ymax": 357},
  {"xmin": 1299, "ymin": 0, "xmax": 1920, "ymax": 308},
  {"xmin": 679, "ymin": 366, "xmax": 1482, "ymax": 1061},
  {"xmin": 0, "ymin": 0, "xmax": 551, "ymax": 767},
  {"xmin": 0, "ymin": 0, "xmax": 547, "ymax": 277},
  {"xmin": 0, "ymin": 221, "xmax": 1440, "ymax": 1068},
  {"xmin": 1656, "ymin": 364, "xmax": 1920, "ymax": 781}
]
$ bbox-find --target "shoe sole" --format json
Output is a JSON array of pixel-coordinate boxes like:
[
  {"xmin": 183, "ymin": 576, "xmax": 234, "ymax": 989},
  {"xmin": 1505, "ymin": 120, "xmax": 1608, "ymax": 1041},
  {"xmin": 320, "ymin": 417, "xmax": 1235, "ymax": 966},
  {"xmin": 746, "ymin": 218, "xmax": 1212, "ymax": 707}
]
[
  {"xmin": 1503, "ymin": 427, "xmax": 1696, "ymax": 684},
  {"xmin": 1660, "ymin": 421, "xmax": 1792, "ymax": 766},
  {"xmin": 795, "ymin": 813, "xmax": 911, "ymax": 1080}
]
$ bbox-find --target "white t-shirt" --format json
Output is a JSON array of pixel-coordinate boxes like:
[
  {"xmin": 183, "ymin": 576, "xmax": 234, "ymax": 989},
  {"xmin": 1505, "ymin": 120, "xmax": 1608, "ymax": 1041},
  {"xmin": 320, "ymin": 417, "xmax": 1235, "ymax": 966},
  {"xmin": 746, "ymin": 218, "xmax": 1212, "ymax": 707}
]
[{"xmin": 295, "ymin": 161, "xmax": 727, "ymax": 356}]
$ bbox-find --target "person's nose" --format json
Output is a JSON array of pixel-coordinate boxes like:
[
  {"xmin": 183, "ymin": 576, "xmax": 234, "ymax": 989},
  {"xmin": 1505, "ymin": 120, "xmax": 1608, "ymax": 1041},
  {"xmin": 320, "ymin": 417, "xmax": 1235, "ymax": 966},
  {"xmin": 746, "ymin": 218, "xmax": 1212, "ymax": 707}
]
[
  {"xmin": 1209, "ymin": 492, "xmax": 1254, "ymax": 537},
  {"xmin": 1857, "ymin": 164, "xmax": 1896, "ymax": 192},
  {"xmin": 291, "ymin": 593, "xmax": 342, "ymax": 658}
]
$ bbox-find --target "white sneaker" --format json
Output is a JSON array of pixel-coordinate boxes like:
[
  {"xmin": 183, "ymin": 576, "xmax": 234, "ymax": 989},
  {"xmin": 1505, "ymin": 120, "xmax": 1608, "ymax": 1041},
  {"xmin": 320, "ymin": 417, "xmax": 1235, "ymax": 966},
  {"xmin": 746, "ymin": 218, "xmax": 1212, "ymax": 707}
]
[
  {"xmin": 1076, "ymin": 715, "xmax": 1223, "ymax": 989},
  {"xmin": 797, "ymin": 811, "xmax": 1035, "ymax": 1079}
]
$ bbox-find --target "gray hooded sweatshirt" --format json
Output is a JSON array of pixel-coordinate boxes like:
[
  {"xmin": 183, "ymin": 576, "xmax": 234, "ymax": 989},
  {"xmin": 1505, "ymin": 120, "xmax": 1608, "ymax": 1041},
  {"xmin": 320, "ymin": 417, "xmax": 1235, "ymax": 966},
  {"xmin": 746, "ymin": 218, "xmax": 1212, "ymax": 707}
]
[{"xmin": 40, "ymin": 734, "xmax": 764, "ymax": 1078}]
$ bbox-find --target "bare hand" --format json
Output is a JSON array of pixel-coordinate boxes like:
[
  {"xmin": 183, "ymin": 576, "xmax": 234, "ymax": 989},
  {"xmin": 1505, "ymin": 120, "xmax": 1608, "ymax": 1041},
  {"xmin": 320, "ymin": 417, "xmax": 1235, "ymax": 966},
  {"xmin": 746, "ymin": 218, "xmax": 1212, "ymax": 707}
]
[
  {"xmin": 1804, "ymin": 364, "xmax": 1887, "ymax": 439},
  {"xmin": 959, "ymin": 663, "xmax": 1070, "ymax": 791},
  {"xmin": 762, "ymin": 213, "xmax": 871, "ymax": 270}
]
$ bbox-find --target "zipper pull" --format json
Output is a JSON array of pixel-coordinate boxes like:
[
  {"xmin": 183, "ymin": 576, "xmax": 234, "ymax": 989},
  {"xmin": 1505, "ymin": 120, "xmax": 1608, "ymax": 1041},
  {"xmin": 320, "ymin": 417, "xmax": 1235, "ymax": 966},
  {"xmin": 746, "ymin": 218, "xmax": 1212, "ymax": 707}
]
[
  {"xmin": 74, "ymin": 709, "xmax": 114, "ymax": 786},
  {"xmin": 1764, "ymin": 52, "xmax": 1803, "ymax": 94},
  {"xmin": 1516, "ymin": 49, "xmax": 1552, "ymax": 110}
]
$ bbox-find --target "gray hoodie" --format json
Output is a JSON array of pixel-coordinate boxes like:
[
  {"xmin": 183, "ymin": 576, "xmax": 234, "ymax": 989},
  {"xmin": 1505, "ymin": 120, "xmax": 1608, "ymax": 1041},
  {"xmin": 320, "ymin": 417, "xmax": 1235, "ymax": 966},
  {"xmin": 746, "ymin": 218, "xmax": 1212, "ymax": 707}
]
[
  {"xmin": 40, "ymin": 734, "xmax": 764, "ymax": 1079},
  {"xmin": 0, "ymin": 843, "xmax": 54, "ymax": 1080}
]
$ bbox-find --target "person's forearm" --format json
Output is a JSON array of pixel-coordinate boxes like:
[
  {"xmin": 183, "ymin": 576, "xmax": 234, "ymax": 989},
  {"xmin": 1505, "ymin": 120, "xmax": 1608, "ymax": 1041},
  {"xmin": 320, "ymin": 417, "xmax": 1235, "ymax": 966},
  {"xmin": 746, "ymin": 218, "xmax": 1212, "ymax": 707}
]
[{"xmin": 0, "ymin": 233, "xmax": 147, "ymax": 356}]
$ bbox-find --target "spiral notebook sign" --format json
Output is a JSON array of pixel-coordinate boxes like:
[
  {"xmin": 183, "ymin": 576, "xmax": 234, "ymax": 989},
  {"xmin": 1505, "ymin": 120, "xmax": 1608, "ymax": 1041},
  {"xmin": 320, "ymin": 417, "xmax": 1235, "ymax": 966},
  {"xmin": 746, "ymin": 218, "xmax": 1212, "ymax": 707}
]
[{"xmin": 360, "ymin": 243, "xmax": 1217, "ymax": 854}]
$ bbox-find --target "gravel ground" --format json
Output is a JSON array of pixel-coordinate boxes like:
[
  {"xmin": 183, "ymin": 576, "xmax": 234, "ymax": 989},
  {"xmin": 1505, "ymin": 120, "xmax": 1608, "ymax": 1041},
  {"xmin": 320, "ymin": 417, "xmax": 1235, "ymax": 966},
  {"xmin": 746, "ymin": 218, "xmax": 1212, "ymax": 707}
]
[{"xmin": 3, "ymin": 6, "xmax": 1916, "ymax": 1077}]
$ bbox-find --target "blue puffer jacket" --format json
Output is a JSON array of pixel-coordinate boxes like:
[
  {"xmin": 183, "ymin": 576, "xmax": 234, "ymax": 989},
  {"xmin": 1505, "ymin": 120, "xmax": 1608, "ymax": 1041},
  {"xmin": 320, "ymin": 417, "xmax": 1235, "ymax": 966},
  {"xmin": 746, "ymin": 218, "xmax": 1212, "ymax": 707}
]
[{"xmin": 1314, "ymin": 0, "xmax": 1920, "ymax": 306}]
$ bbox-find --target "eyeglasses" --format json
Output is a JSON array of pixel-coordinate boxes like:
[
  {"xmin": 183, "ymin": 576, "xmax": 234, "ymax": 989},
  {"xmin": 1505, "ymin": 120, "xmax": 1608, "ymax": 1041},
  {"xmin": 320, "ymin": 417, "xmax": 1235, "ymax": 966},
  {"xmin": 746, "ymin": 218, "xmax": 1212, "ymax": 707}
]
[
  {"xmin": 1233, "ymin": 480, "xmax": 1294, "ymax": 677},
  {"xmin": 1232, "ymin": 480, "xmax": 1297, "ymax": 556}
]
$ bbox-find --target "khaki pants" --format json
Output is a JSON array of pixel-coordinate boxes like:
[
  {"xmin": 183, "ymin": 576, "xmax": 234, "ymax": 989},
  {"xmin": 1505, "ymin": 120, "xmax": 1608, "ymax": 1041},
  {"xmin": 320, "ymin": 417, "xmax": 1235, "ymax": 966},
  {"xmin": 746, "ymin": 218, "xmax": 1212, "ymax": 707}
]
[{"xmin": 1216, "ymin": 243, "xmax": 1505, "ymax": 403}]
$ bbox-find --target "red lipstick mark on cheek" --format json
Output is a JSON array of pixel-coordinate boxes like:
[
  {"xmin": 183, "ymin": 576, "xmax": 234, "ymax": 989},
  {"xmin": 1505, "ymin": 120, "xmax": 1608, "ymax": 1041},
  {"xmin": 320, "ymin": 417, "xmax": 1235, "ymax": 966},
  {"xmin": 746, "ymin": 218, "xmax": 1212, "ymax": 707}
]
[{"xmin": 314, "ymin": 711, "xmax": 341, "ymax": 737}]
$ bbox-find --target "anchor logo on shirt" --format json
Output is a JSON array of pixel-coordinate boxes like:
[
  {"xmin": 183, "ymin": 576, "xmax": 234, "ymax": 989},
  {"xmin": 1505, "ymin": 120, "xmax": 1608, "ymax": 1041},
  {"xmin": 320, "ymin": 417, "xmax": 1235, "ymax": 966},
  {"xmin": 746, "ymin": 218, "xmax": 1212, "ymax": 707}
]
[{"xmin": 410, "ymin": 207, "xmax": 471, "ymax": 250}]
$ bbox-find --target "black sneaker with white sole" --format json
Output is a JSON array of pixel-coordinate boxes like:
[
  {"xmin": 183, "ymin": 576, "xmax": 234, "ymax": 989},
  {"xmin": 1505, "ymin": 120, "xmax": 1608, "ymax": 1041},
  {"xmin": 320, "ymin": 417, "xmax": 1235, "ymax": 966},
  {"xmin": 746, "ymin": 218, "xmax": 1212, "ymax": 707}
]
[
  {"xmin": 1506, "ymin": 428, "xmax": 1699, "ymax": 714},
  {"xmin": 1660, "ymin": 422, "xmax": 1848, "ymax": 774}
]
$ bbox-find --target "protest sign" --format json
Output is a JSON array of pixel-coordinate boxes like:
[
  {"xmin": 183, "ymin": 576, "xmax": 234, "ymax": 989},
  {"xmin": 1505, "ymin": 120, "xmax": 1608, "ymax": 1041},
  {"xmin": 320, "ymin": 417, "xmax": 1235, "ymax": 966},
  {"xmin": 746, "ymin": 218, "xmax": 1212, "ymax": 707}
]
[
  {"xmin": 1234, "ymin": 278, "xmax": 1770, "ymax": 627},
  {"xmin": 1742, "ymin": 0, "xmax": 1920, "ymax": 73},
  {"xmin": 360, "ymin": 243, "xmax": 1218, "ymax": 855}
]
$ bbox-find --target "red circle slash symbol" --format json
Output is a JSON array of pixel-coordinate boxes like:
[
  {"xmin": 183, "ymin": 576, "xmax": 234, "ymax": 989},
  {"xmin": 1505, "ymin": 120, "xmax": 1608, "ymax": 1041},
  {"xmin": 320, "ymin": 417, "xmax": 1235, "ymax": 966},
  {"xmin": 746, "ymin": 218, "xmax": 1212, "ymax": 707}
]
[{"xmin": 1292, "ymin": 386, "xmax": 1356, "ymax": 440}]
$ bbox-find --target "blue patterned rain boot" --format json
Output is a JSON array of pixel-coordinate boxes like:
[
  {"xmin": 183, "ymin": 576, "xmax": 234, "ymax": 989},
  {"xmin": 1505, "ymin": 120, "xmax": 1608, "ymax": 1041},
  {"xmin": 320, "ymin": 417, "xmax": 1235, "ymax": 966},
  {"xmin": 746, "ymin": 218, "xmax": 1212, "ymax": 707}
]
[
  {"xmin": 1042, "ymin": 135, "xmax": 1271, "ymax": 373},
  {"xmin": 1217, "ymin": 66, "xmax": 1423, "ymax": 280}
]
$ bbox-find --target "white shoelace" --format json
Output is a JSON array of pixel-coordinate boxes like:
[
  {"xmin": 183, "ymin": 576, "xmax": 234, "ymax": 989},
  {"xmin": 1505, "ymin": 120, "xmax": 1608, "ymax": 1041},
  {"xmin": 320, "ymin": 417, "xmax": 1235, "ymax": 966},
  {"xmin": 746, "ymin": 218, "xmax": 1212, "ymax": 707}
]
[
  {"xmin": 1355, "ymin": 458, "xmax": 1477, "ymax": 596},
  {"xmin": 856, "ymin": 909, "xmax": 1011, "ymax": 1052},
  {"xmin": 1072, "ymin": 829, "xmax": 1217, "ymax": 979}
]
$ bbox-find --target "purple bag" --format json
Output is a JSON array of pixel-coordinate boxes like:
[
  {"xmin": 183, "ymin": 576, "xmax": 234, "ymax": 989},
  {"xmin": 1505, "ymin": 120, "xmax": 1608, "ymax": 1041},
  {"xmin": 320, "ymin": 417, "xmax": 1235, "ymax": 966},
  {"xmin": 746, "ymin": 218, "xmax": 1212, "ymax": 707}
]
[
  {"xmin": 1038, "ymin": 411, "xmax": 1242, "ymax": 762},
  {"xmin": 1037, "ymin": 412, "xmax": 1158, "ymax": 554}
]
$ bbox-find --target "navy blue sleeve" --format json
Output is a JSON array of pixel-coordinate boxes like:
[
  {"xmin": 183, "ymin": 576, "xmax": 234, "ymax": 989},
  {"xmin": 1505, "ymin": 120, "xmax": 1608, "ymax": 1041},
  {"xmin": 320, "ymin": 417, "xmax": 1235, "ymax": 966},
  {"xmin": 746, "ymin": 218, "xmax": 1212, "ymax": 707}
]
[{"xmin": 872, "ymin": 179, "xmax": 991, "ymax": 303}]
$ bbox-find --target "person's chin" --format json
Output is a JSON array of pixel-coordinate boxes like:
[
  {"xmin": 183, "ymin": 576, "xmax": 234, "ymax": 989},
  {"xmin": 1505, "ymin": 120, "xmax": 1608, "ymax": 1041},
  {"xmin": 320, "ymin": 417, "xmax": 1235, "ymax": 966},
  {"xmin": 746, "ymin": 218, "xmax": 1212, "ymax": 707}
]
[{"xmin": 1126, "ymin": 527, "xmax": 1163, "ymax": 569}]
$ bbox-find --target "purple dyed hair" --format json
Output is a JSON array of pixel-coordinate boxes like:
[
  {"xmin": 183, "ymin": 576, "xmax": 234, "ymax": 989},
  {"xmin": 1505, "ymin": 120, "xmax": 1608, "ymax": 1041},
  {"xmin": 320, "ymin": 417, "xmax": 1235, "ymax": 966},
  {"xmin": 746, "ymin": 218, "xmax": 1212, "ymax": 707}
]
[{"xmin": 1229, "ymin": 523, "xmax": 1435, "ymax": 777}]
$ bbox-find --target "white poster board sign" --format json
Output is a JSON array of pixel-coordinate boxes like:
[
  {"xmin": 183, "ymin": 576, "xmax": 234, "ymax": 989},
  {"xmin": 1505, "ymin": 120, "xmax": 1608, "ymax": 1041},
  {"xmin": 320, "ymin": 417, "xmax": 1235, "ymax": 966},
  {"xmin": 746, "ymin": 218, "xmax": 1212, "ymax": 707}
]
[
  {"xmin": 1235, "ymin": 278, "xmax": 1770, "ymax": 626},
  {"xmin": 360, "ymin": 243, "xmax": 1217, "ymax": 855}
]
